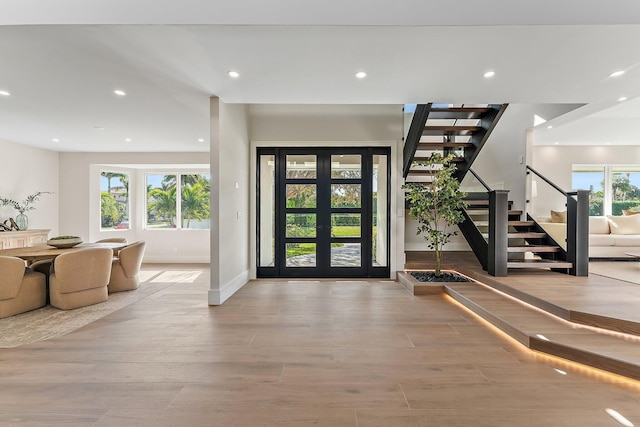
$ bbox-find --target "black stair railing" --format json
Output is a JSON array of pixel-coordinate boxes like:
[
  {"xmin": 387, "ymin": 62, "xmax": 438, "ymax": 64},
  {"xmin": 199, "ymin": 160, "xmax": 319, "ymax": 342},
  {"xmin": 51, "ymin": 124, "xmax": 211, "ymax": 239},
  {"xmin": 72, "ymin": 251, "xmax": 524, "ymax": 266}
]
[
  {"xmin": 459, "ymin": 168, "xmax": 509, "ymax": 276},
  {"xmin": 526, "ymin": 166, "xmax": 589, "ymax": 276}
]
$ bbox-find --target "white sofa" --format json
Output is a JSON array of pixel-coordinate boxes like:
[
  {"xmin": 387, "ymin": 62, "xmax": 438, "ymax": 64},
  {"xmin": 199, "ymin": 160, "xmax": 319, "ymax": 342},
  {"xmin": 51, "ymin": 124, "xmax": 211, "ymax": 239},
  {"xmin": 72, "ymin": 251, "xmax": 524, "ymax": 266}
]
[{"xmin": 538, "ymin": 215, "xmax": 640, "ymax": 258}]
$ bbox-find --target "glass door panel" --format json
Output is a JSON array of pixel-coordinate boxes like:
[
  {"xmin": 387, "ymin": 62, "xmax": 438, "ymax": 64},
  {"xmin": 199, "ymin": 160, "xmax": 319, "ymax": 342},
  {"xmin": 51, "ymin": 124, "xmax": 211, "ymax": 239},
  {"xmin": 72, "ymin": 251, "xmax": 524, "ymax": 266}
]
[
  {"xmin": 372, "ymin": 154, "xmax": 388, "ymax": 267},
  {"xmin": 286, "ymin": 155, "xmax": 316, "ymax": 178},
  {"xmin": 331, "ymin": 154, "xmax": 362, "ymax": 178},
  {"xmin": 258, "ymin": 155, "xmax": 275, "ymax": 267}
]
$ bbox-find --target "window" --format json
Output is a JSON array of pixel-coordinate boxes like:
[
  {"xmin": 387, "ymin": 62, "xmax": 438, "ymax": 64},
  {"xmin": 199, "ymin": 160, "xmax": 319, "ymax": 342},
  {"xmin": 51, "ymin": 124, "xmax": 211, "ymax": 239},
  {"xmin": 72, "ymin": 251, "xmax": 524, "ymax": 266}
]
[
  {"xmin": 146, "ymin": 173, "xmax": 210, "ymax": 229},
  {"xmin": 100, "ymin": 171, "xmax": 130, "ymax": 230},
  {"xmin": 571, "ymin": 166, "xmax": 604, "ymax": 216},
  {"xmin": 572, "ymin": 165, "xmax": 640, "ymax": 216}
]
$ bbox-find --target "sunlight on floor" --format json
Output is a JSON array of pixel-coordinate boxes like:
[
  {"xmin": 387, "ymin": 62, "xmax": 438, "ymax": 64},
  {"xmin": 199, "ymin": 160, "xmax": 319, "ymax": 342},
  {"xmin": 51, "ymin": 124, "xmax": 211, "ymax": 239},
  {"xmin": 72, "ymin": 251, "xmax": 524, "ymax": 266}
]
[{"xmin": 149, "ymin": 270, "xmax": 202, "ymax": 283}]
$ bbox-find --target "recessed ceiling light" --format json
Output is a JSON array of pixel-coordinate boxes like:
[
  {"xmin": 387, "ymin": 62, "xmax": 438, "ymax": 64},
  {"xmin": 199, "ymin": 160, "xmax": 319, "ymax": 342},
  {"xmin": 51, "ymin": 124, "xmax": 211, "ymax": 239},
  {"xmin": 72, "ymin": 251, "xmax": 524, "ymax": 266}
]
[
  {"xmin": 609, "ymin": 70, "xmax": 625, "ymax": 78},
  {"xmin": 93, "ymin": 126, "xmax": 105, "ymax": 130},
  {"xmin": 554, "ymin": 142, "xmax": 559, "ymax": 145},
  {"xmin": 0, "ymin": 90, "xmax": 10, "ymax": 96},
  {"xmin": 606, "ymin": 142, "xmax": 611, "ymax": 145},
  {"xmin": 125, "ymin": 138, "xmax": 132, "ymax": 142},
  {"xmin": 483, "ymin": 71, "xmax": 496, "ymax": 79},
  {"xmin": 52, "ymin": 138, "xmax": 60, "ymax": 142},
  {"xmin": 113, "ymin": 89, "xmax": 127, "ymax": 96},
  {"xmin": 547, "ymin": 125, "xmax": 553, "ymax": 129},
  {"xmin": 198, "ymin": 138, "xmax": 205, "ymax": 142},
  {"xmin": 618, "ymin": 96, "xmax": 628, "ymax": 102},
  {"xmin": 227, "ymin": 71, "xmax": 240, "ymax": 78},
  {"xmin": 355, "ymin": 71, "xmax": 367, "ymax": 79}
]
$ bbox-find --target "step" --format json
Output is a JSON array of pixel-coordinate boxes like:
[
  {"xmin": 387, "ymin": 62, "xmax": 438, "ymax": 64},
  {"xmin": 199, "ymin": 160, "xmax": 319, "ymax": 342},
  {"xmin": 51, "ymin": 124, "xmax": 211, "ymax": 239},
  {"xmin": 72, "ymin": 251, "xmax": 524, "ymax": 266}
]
[
  {"xmin": 445, "ymin": 283, "xmax": 640, "ymax": 381},
  {"xmin": 406, "ymin": 169, "xmax": 437, "ymax": 175},
  {"xmin": 508, "ymin": 232, "xmax": 546, "ymax": 239},
  {"xmin": 422, "ymin": 125, "xmax": 481, "ymax": 136},
  {"xmin": 412, "ymin": 156, "xmax": 465, "ymax": 163},
  {"xmin": 417, "ymin": 142, "xmax": 473, "ymax": 149},
  {"xmin": 507, "ymin": 259, "xmax": 573, "ymax": 269},
  {"xmin": 427, "ymin": 107, "xmax": 491, "ymax": 120},
  {"xmin": 473, "ymin": 220, "xmax": 534, "ymax": 227},
  {"xmin": 481, "ymin": 232, "xmax": 548, "ymax": 239},
  {"xmin": 466, "ymin": 209, "xmax": 523, "ymax": 216},
  {"xmin": 508, "ymin": 245, "xmax": 561, "ymax": 253},
  {"xmin": 462, "ymin": 200, "xmax": 515, "ymax": 206}
]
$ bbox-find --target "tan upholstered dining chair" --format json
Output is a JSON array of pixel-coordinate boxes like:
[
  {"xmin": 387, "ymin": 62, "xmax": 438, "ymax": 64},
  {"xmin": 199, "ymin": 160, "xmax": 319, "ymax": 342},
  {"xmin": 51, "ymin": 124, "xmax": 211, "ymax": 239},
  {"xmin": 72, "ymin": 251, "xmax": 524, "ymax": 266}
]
[
  {"xmin": 96, "ymin": 237, "xmax": 128, "ymax": 256},
  {"xmin": 108, "ymin": 241, "xmax": 146, "ymax": 293},
  {"xmin": 49, "ymin": 247, "xmax": 113, "ymax": 310},
  {"xmin": 0, "ymin": 256, "xmax": 47, "ymax": 318},
  {"xmin": 96, "ymin": 238, "xmax": 128, "ymax": 244}
]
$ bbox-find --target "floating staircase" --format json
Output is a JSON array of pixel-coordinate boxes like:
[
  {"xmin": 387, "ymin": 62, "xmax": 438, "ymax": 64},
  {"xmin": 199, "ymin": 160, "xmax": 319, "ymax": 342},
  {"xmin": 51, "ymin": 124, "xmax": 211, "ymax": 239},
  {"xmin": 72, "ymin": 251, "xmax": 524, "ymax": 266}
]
[
  {"xmin": 403, "ymin": 103, "xmax": 587, "ymax": 276},
  {"xmin": 464, "ymin": 196, "xmax": 573, "ymax": 272},
  {"xmin": 403, "ymin": 104, "xmax": 507, "ymax": 184}
]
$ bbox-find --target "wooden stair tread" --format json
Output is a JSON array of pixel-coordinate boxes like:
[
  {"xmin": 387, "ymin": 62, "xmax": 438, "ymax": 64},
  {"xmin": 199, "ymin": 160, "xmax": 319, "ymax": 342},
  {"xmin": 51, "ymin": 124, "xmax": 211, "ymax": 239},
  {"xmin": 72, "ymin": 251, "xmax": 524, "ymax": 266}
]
[
  {"xmin": 427, "ymin": 107, "xmax": 491, "ymax": 119},
  {"xmin": 423, "ymin": 125, "xmax": 481, "ymax": 136},
  {"xmin": 412, "ymin": 156, "xmax": 465, "ymax": 163},
  {"xmin": 417, "ymin": 142, "xmax": 474, "ymax": 149},
  {"xmin": 507, "ymin": 245, "xmax": 561, "ymax": 253},
  {"xmin": 472, "ymin": 221, "xmax": 531, "ymax": 227},
  {"xmin": 406, "ymin": 170, "xmax": 437, "ymax": 175},
  {"xmin": 481, "ymin": 232, "xmax": 548, "ymax": 239},
  {"xmin": 508, "ymin": 232, "xmax": 547, "ymax": 238},
  {"xmin": 506, "ymin": 259, "xmax": 573, "ymax": 269},
  {"xmin": 466, "ymin": 209, "xmax": 523, "ymax": 215}
]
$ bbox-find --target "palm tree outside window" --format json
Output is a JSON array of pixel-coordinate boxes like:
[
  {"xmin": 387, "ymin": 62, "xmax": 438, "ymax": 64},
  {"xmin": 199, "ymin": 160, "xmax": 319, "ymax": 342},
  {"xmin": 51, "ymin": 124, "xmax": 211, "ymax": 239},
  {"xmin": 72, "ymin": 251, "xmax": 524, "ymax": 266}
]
[{"xmin": 146, "ymin": 173, "xmax": 210, "ymax": 229}]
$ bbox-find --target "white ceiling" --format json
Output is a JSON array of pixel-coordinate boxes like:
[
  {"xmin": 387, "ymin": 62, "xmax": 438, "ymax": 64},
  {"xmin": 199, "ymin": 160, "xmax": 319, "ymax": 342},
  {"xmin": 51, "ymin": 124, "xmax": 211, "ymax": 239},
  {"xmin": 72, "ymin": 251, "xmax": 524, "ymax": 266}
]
[{"xmin": 1, "ymin": 1, "xmax": 640, "ymax": 152}]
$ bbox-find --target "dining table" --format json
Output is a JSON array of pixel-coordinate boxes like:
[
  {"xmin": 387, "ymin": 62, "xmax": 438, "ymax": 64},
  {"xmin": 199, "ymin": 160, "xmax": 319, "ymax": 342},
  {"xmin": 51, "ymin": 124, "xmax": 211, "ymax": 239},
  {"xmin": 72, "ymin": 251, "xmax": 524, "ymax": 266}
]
[{"xmin": 0, "ymin": 242, "xmax": 126, "ymax": 265}]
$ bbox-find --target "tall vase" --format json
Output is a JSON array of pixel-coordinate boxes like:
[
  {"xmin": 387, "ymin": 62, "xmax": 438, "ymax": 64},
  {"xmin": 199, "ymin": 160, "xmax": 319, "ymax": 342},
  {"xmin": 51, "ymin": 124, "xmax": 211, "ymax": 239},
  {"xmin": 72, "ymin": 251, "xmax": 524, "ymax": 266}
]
[{"xmin": 15, "ymin": 212, "xmax": 28, "ymax": 230}]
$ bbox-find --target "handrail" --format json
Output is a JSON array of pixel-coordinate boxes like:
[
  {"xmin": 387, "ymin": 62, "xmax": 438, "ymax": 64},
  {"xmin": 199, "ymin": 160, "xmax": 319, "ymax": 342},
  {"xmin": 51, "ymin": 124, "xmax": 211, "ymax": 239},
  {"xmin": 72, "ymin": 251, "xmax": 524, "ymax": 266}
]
[
  {"xmin": 467, "ymin": 168, "xmax": 492, "ymax": 192},
  {"xmin": 526, "ymin": 165, "xmax": 568, "ymax": 197}
]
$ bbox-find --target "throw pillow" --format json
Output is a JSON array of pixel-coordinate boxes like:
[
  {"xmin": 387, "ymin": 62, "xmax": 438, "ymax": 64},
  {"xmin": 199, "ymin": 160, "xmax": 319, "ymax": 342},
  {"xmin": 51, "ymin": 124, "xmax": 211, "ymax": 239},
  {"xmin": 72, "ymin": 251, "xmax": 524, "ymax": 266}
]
[
  {"xmin": 550, "ymin": 210, "xmax": 567, "ymax": 223},
  {"xmin": 607, "ymin": 215, "xmax": 640, "ymax": 235},
  {"xmin": 622, "ymin": 209, "xmax": 640, "ymax": 216}
]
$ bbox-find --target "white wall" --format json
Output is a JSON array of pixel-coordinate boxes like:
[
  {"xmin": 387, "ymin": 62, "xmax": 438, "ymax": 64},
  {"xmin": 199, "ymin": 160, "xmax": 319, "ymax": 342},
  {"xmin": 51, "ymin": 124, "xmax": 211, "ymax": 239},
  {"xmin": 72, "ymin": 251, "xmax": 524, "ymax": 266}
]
[
  {"xmin": 0, "ymin": 140, "xmax": 59, "ymax": 236},
  {"xmin": 532, "ymin": 145, "xmax": 640, "ymax": 190},
  {"xmin": 209, "ymin": 98, "xmax": 251, "ymax": 305},
  {"xmin": 59, "ymin": 151, "xmax": 209, "ymax": 263},
  {"xmin": 250, "ymin": 104, "xmax": 405, "ymax": 278}
]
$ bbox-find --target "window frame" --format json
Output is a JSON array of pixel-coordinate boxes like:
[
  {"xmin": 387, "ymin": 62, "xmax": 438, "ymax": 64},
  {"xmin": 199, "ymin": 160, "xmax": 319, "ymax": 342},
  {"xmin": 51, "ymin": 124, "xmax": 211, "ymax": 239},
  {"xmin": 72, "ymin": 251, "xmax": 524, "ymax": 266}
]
[{"xmin": 99, "ymin": 169, "xmax": 131, "ymax": 231}]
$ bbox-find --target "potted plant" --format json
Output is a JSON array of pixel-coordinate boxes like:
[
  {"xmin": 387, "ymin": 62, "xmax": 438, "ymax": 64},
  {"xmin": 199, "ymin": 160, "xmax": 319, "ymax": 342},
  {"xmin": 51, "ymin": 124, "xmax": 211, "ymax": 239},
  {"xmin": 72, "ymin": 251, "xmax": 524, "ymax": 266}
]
[
  {"xmin": 402, "ymin": 152, "xmax": 468, "ymax": 280},
  {"xmin": 0, "ymin": 191, "xmax": 53, "ymax": 230}
]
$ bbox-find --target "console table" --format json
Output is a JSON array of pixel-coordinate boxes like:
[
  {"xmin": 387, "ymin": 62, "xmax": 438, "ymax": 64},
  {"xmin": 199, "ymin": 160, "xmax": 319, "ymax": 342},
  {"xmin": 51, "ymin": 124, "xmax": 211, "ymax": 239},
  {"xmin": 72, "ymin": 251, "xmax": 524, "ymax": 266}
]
[{"xmin": 0, "ymin": 229, "xmax": 50, "ymax": 249}]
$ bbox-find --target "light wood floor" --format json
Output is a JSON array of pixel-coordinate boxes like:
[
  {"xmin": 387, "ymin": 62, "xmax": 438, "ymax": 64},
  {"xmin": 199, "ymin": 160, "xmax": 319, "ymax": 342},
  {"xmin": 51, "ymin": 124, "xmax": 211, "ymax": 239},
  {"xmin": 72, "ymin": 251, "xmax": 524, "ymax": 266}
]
[{"xmin": 1, "ymin": 263, "xmax": 640, "ymax": 426}]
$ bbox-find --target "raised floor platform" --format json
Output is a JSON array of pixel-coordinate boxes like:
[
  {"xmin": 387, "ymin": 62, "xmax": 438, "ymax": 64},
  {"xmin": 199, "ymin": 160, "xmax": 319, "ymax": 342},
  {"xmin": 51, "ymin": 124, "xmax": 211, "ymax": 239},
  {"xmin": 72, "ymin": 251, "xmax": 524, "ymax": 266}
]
[{"xmin": 402, "ymin": 251, "xmax": 640, "ymax": 381}]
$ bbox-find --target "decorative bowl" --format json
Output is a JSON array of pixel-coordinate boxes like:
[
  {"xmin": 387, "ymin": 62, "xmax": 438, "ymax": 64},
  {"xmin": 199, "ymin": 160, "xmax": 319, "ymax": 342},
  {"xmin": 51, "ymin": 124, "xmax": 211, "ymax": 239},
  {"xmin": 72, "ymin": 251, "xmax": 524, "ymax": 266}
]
[{"xmin": 47, "ymin": 236, "xmax": 83, "ymax": 248}]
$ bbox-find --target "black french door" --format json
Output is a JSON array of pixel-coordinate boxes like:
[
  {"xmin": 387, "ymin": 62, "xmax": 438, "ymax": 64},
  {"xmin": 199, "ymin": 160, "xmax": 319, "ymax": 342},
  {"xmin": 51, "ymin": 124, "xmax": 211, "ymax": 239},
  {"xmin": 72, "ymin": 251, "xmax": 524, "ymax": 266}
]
[{"xmin": 257, "ymin": 147, "xmax": 390, "ymax": 278}]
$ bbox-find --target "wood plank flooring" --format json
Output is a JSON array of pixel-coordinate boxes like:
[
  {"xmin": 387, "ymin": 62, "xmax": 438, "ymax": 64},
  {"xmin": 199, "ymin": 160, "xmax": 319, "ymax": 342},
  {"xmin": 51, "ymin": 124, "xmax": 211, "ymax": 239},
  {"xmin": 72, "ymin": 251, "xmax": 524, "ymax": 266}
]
[{"xmin": 1, "ymin": 263, "xmax": 640, "ymax": 426}]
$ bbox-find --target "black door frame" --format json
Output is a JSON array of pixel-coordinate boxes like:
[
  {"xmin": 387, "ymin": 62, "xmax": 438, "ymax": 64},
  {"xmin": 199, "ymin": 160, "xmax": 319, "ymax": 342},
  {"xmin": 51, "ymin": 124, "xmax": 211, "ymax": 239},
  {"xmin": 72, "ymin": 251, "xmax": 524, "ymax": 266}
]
[{"xmin": 257, "ymin": 147, "xmax": 390, "ymax": 278}]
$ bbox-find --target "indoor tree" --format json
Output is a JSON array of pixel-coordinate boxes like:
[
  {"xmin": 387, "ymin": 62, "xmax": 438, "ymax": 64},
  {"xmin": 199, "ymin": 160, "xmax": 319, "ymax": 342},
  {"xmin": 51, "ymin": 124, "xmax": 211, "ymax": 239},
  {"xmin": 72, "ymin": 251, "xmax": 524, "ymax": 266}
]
[{"xmin": 402, "ymin": 153, "xmax": 467, "ymax": 277}]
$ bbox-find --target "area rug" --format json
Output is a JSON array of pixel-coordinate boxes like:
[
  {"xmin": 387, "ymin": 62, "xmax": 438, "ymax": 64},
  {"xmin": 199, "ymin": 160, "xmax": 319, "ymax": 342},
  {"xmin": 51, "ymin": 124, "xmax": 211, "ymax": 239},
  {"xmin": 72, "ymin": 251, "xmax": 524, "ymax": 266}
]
[
  {"xmin": 589, "ymin": 261, "xmax": 640, "ymax": 285},
  {"xmin": 0, "ymin": 275, "xmax": 174, "ymax": 348}
]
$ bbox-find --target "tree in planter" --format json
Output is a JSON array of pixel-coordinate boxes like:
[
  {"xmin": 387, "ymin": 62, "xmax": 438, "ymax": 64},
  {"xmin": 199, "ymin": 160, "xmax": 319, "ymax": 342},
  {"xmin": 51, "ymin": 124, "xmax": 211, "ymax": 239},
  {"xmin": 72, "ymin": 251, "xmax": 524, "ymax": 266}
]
[{"xmin": 402, "ymin": 153, "xmax": 467, "ymax": 277}]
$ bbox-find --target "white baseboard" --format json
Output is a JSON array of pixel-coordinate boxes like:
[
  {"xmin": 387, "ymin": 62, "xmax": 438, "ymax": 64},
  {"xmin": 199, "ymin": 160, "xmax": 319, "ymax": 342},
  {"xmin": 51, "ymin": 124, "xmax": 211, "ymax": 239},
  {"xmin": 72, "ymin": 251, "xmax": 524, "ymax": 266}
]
[{"xmin": 208, "ymin": 269, "xmax": 249, "ymax": 305}]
